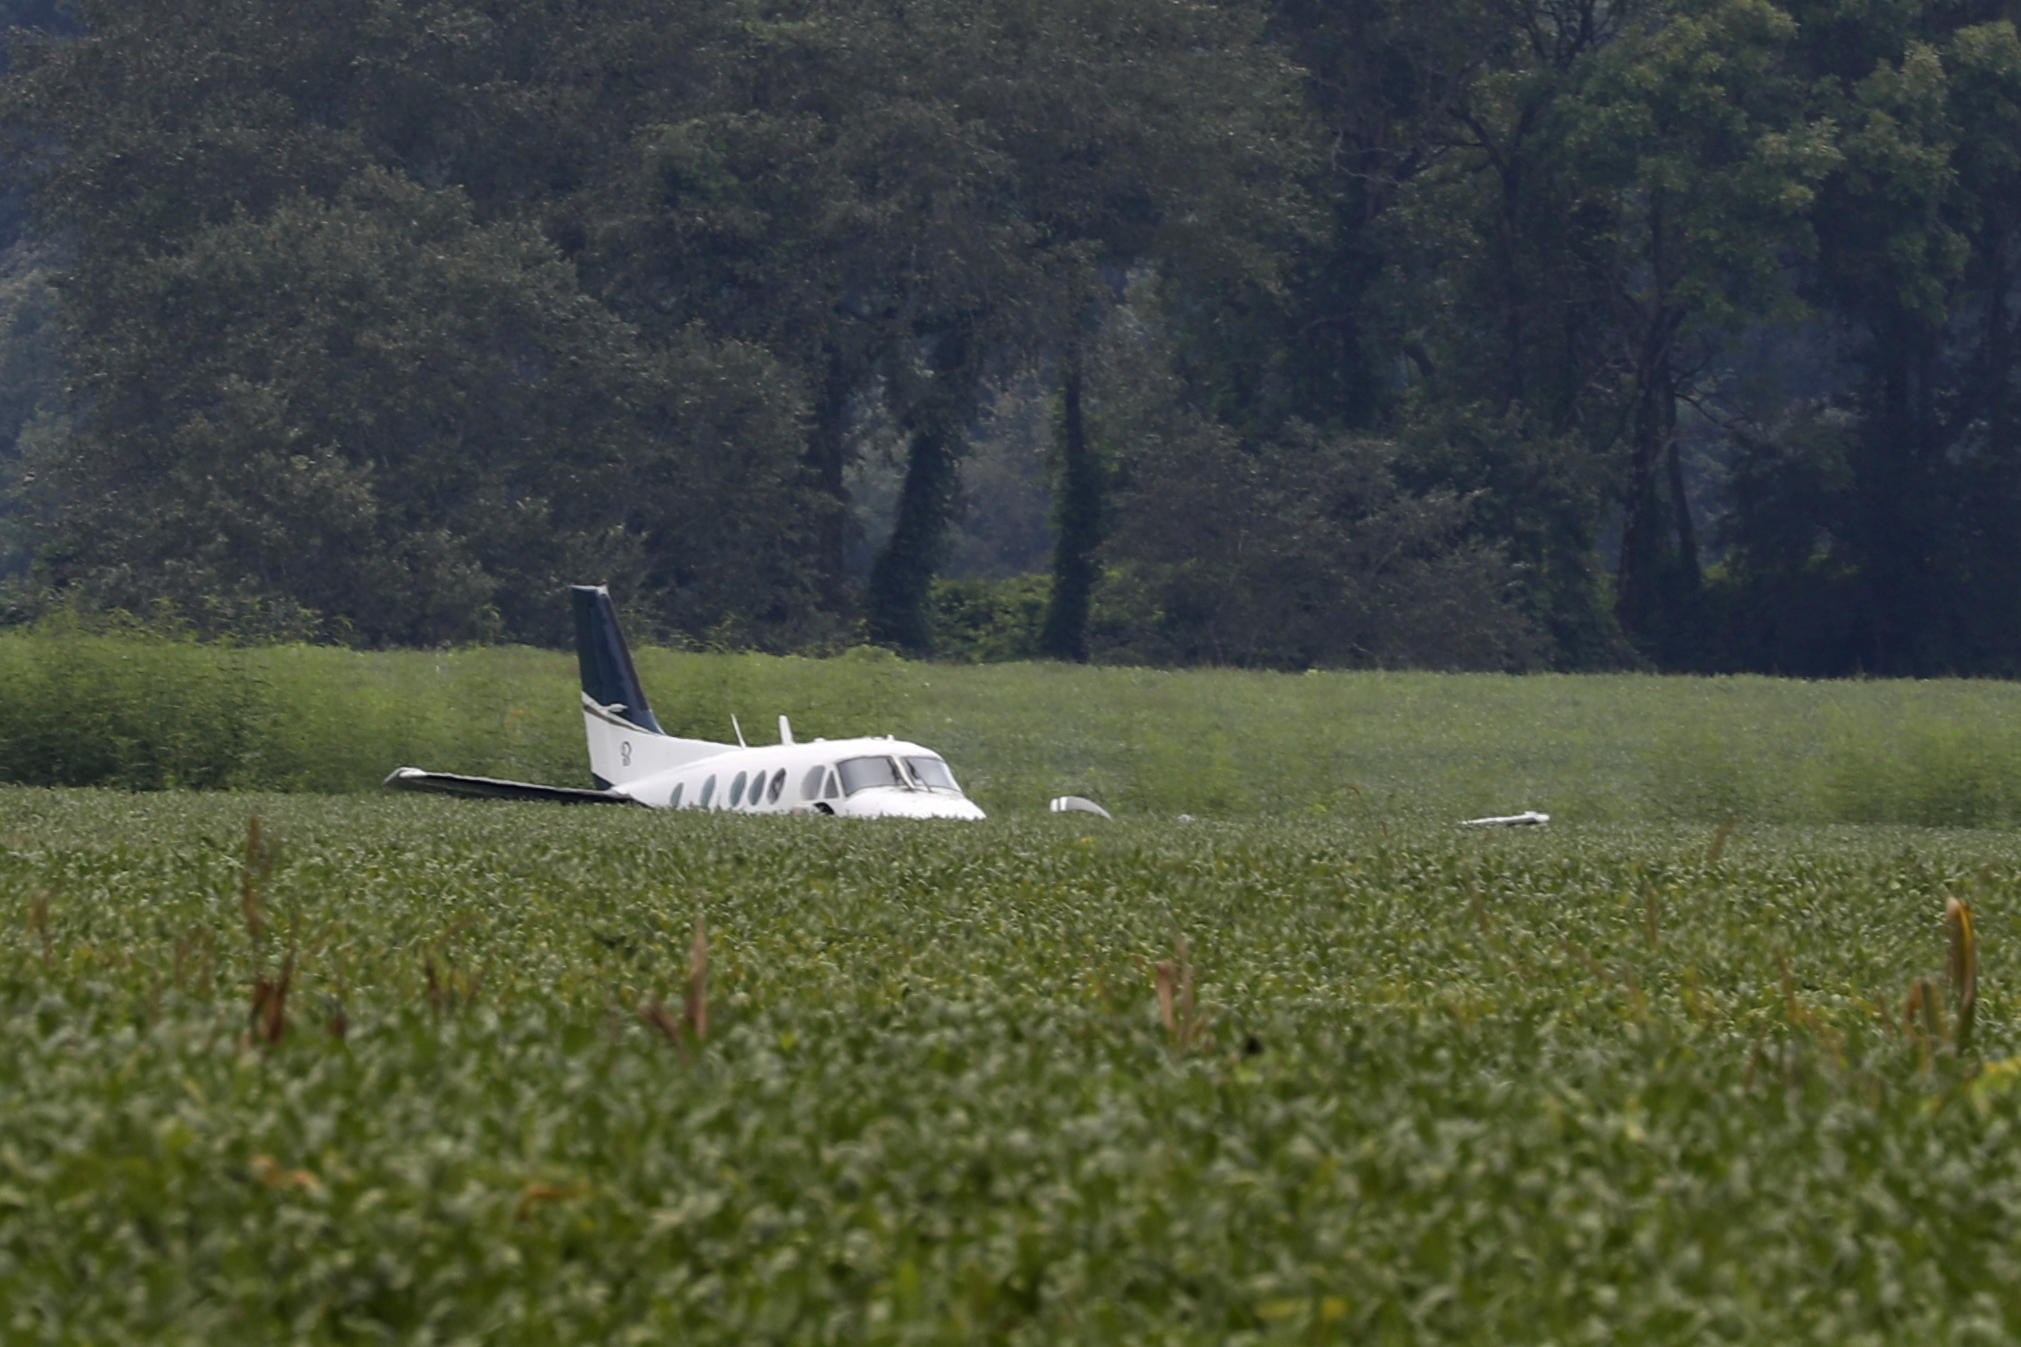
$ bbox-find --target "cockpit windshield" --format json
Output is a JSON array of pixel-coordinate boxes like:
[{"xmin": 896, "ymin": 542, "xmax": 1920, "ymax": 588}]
[
  {"xmin": 836, "ymin": 755, "xmax": 905, "ymax": 795},
  {"xmin": 904, "ymin": 756, "xmax": 959, "ymax": 791}
]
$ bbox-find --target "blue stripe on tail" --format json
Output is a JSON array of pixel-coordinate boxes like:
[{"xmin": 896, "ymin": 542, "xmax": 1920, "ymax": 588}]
[{"xmin": 570, "ymin": 585, "xmax": 663, "ymax": 734}]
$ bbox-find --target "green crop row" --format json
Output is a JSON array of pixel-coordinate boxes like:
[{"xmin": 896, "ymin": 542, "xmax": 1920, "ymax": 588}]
[
  {"xmin": 9, "ymin": 627, "xmax": 2021, "ymax": 826},
  {"xmin": 1, "ymin": 792, "xmax": 2019, "ymax": 1341}
]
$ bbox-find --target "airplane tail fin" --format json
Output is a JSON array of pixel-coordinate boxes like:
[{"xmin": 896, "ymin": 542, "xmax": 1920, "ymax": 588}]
[
  {"xmin": 569, "ymin": 585, "xmax": 725, "ymax": 789},
  {"xmin": 571, "ymin": 584, "xmax": 662, "ymax": 734}
]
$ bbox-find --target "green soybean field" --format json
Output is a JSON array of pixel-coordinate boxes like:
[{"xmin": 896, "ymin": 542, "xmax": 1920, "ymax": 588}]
[{"xmin": 3, "ymin": 789, "xmax": 2019, "ymax": 1343}]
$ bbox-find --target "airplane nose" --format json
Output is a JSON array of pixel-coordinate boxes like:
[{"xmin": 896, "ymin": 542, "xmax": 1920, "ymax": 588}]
[
  {"xmin": 931, "ymin": 798, "xmax": 987, "ymax": 820},
  {"xmin": 898, "ymin": 796, "xmax": 987, "ymax": 820},
  {"xmin": 837, "ymin": 789, "xmax": 986, "ymax": 820}
]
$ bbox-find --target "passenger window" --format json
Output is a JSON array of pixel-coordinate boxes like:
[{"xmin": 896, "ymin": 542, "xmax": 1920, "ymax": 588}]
[
  {"xmin": 729, "ymin": 771, "xmax": 747, "ymax": 806},
  {"xmin": 670, "ymin": 782, "xmax": 684, "ymax": 808},
  {"xmin": 802, "ymin": 766, "xmax": 826, "ymax": 800},
  {"xmin": 767, "ymin": 769, "xmax": 786, "ymax": 804},
  {"xmin": 700, "ymin": 775, "xmax": 716, "ymax": 808}
]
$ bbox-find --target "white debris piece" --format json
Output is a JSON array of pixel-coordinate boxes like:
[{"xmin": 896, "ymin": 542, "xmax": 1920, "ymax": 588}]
[
  {"xmin": 1460, "ymin": 810, "xmax": 1550, "ymax": 827},
  {"xmin": 1050, "ymin": 796, "xmax": 1114, "ymax": 819}
]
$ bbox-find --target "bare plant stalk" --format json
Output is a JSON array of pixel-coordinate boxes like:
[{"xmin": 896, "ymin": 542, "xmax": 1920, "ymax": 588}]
[
  {"xmin": 274, "ymin": 951, "xmax": 293, "ymax": 1041},
  {"xmin": 1946, "ymin": 897, "xmax": 1977, "ymax": 1050},
  {"xmin": 29, "ymin": 889, "xmax": 52, "ymax": 972},
  {"xmin": 515, "ymin": 1182, "xmax": 578, "ymax": 1221},
  {"xmin": 1642, "ymin": 878, "xmax": 1660, "ymax": 950},
  {"xmin": 685, "ymin": 914, "xmax": 709, "ymax": 1044},
  {"xmin": 250, "ymin": 951, "xmax": 293, "ymax": 1045},
  {"xmin": 241, "ymin": 872, "xmax": 262, "ymax": 947},
  {"xmin": 1148, "ymin": 931, "xmax": 1211, "ymax": 1053},
  {"xmin": 240, "ymin": 816, "xmax": 279, "ymax": 947},
  {"xmin": 1908, "ymin": 977, "xmax": 1943, "ymax": 1051},
  {"xmin": 638, "ymin": 996, "xmax": 683, "ymax": 1045},
  {"xmin": 1706, "ymin": 819, "xmax": 1738, "ymax": 867}
]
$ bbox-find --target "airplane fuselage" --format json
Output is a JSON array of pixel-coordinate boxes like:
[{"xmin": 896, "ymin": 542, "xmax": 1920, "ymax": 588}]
[{"xmin": 603, "ymin": 731, "xmax": 985, "ymax": 819}]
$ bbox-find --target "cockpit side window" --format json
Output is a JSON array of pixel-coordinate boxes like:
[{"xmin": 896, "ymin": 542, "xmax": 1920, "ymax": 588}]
[
  {"xmin": 904, "ymin": 756, "xmax": 959, "ymax": 791},
  {"xmin": 837, "ymin": 756, "xmax": 905, "ymax": 795},
  {"xmin": 824, "ymin": 770, "xmax": 841, "ymax": 800},
  {"xmin": 801, "ymin": 766, "xmax": 826, "ymax": 801}
]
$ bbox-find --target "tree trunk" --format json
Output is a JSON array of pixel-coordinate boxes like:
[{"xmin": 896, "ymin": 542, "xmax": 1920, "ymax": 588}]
[
  {"xmin": 1615, "ymin": 347, "xmax": 1699, "ymax": 664},
  {"xmin": 865, "ymin": 329, "xmax": 977, "ymax": 654},
  {"xmin": 865, "ymin": 421, "xmax": 960, "ymax": 653},
  {"xmin": 1040, "ymin": 356, "xmax": 1100, "ymax": 662},
  {"xmin": 1664, "ymin": 429, "xmax": 1700, "ymax": 596},
  {"xmin": 805, "ymin": 348, "xmax": 858, "ymax": 615}
]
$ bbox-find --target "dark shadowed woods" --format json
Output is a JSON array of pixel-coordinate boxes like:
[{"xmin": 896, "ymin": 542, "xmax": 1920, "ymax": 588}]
[{"xmin": 1, "ymin": 0, "xmax": 2019, "ymax": 675}]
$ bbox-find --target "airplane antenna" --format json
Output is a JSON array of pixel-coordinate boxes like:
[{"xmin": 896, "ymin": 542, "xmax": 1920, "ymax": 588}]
[
  {"xmin": 731, "ymin": 714, "xmax": 748, "ymax": 748},
  {"xmin": 778, "ymin": 715, "xmax": 795, "ymax": 746}
]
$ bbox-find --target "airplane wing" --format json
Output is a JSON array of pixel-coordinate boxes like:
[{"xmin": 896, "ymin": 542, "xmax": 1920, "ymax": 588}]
[{"xmin": 383, "ymin": 767, "xmax": 646, "ymax": 807}]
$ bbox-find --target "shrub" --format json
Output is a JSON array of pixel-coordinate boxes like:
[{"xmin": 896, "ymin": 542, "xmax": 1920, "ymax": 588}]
[
  {"xmin": 0, "ymin": 628, "xmax": 269, "ymax": 788},
  {"xmin": 927, "ymin": 575, "xmax": 1048, "ymax": 663}
]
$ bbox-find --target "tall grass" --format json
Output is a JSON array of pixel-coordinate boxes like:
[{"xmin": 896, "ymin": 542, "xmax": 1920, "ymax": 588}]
[
  {"xmin": 4, "ymin": 627, "xmax": 2021, "ymax": 824},
  {"xmin": 0, "ymin": 629, "xmax": 265, "ymax": 789}
]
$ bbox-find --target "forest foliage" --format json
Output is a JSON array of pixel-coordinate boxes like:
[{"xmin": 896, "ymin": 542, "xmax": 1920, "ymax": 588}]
[{"xmin": 1, "ymin": 0, "xmax": 2020, "ymax": 674}]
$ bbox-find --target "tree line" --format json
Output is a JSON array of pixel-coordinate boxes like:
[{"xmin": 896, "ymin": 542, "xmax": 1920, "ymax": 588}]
[{"xmin": 0, "ymin": 0, "xmax": 2017, "ymax": 675}]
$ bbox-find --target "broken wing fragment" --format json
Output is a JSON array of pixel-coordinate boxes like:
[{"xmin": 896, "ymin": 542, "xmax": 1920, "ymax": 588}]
[{"xmin": 1459, "ymin": 810, "xmax": 1550, "ymax": 827}]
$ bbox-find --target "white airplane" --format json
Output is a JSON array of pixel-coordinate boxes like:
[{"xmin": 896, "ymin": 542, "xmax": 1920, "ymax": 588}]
[{"xmin": 385, "ymin": 585, "xmax": 986, "ymax": 820}]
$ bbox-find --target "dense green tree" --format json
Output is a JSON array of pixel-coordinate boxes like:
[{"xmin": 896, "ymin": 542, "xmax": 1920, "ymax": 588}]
[
  {"xmin": 0, "ymin": 2, "xmax": 76, "ymax": 585},
  {"xmin": 1100, "ymin": 418, "xmax": 1540, "ymax": 670},
  {"xmin": 1214, "ymin": 0, "xmax": 1504, "ymax": 434},
  {"xmin": 570, "ymin": 0, "xmax": 1299, "ymax": 652},
  {"xmin": 26, "ymin": 171, "xmax": 815, "ymax": 644},
  {"xmin": 4, "ymin": 0, "xmax": 829, "ymax": 645},
  {"xmin": 12, "ymin": 0, "xmax": 2021, "ymax": 673},
  {"xmin": 1716, "ymin": 5, "xmax": 2021, "ymax": 674},
  {"xmin": 0, "ymin": 244, "xmax": 61, "ymax": 582},
  {"xmin": 1192, "ymin": 0, "xmax": 1635, "ymax": 663},
  {"xmin": 1571, "ymin": 0, "xmax": 1835, "ymax": 661},
  {"xmin": 1323, "ymin": 0, "xmax": 1829, "ymax": 666},
  {"xmin": 1087, "ymin": 290, "xmax": 1540, "ymax": 669}
]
